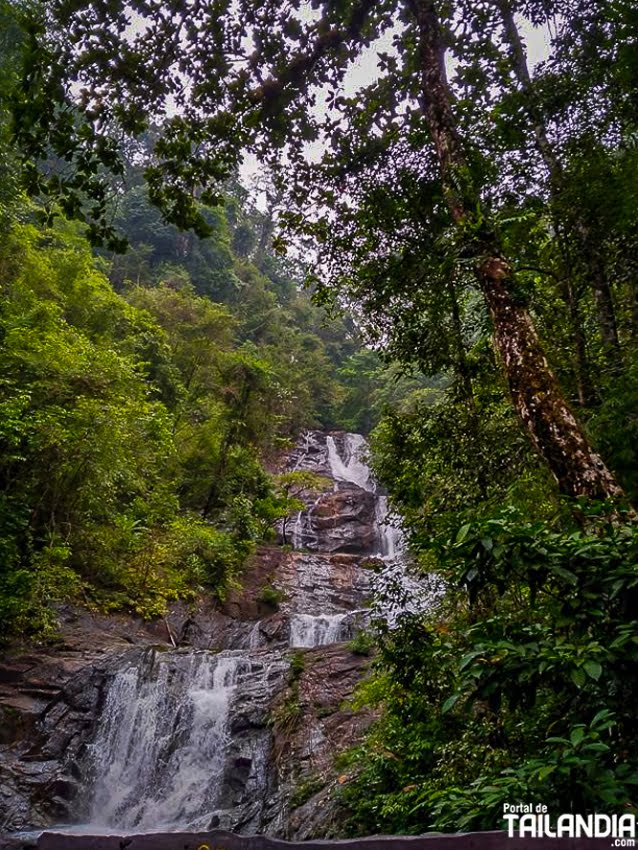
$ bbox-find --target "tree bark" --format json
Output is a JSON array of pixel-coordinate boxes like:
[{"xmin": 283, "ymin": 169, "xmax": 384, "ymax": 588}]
[
  {"xmin": 476, "ymin": 258, "xmax": 622, "ymax": 499},
  {"xmin": 409, "ymin": 0, "xmax": 624, "ymax": 501},
  {"xmin": 552, "ymin": 216, "xmax": 596, "ymax": 406},
  {"xmin": 630, "ymin": 276, "xmax": 638, "ymax": 340},
  {"xmin": 588, "ymin": 248, "xmax": 621, "ymax": 359},
  {"xmin": 448, "ymin": 276, "xmax": 491, "ymax": 499},
  {"xmin": 496, "ymin": 0, "xmax": 562, "ymax": 183},
  {"xmin": 448, "ymin": 276, "xmax": 475, "ymax": 406}
]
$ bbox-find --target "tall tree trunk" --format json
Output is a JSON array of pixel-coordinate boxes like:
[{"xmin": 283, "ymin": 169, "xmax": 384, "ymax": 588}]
[
  {"xmin": 497, "ymin": 0, "xmax": 622, "ymax": 368},
  {"xmin": 496, "ymin": 0, "xmax": 562, "ymax": 183},
  {"xmin": 448, "ymin": 277, "xmax": 489, "ymax": 500},
  {"xmin": 588, "ymin": 247, "xmax": 621, "ymax": 359},
  {"xmin": 409, "ymin": 0, "xmax": 624, "ymax": 501},
  {"xmin": 448, "ymin": 276, "xmax": 475, "ymax": 407},
  {"xmin": 552, "ymin": 216, "xmax": 596, "ymax": 406},
  {"xmin": 630, "ymin": 276, "xmax": 638, "ymax": 340},
  {"xmin": 256, "ymin": 215, "xmax": 275, "ymax": 267},
  {"xmin": 255, "ymin": 186, "xmax": 283, "ymax": 266},
  {"xmin": 558, "ymin": 273, "xmax": 595, "ymax": 407},
  {"xmin": 476, "ymin": 258, "xmax": 622, "ymax": 499}
]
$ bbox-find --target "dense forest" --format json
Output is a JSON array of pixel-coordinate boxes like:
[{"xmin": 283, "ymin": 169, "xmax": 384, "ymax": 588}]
[
  {"xmin": 2, "ymin": 0, "xmax": 638, "ymax": 838},
  {"xmin": 0, "ymin": 149, "xmax": 411, "ymax": 633}
]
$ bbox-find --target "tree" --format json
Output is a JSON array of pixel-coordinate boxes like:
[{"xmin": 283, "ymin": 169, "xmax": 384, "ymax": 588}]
[
  {"xmin": 12, "ymin": 0, "xmax": 637, "ymax": 503},
  {"xmin": 258, "ymin": 471, "xmax": 331, "ymax": 545},
  {"xmin": 403, "ymin": 0, "xmax": 623, "ymax": 501},
  {"xmin": 0, "ymin": 0, "xmax": 28, "ymax": 225}
]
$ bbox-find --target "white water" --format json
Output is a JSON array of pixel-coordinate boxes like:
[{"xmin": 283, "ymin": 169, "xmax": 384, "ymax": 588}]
[
  {"xmin": 325, "ymin": 433, "xmax": 405, "ymax": 560},
  {"xmin": 325, "ymin": 433, "xmax": 436, "ymax": 627},
  {"xmin": 247, "ymin": 621, "xmax": 264, "ymax": 649},
  {"xmin": 86, "ymin": 651, "xmax": 246, "ymax": 829},
  {"xmin": 289, "ymin": 613, "xmax": 350, "ymax": 648},
  {"xmin": 290, "ymin": 493, "xmax": 323, "ymax": 550},
  {"xmin": 326, "ymin": 434, "xmax": 373, "ymax": 490},
  {"xmin": 71, "ymin": 431, "xmax": 418, "ymax": 833},
  {"xmin": 374, "ymin": 494, "xmax": 404, "ymax": 560}
]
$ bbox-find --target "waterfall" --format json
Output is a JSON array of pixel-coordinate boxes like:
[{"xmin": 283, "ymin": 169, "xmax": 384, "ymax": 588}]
[
  {"xmin": 326, "ymin": 432, "xmax": 404, "ymax": 560},
  {"xmin": 247, "ymin": 621, "xmax": 264, "ymax": 649},
  {"xmin": 326, "ymin": 434, "xmax": 373, "ymax": 490},
  {"xmin": 324, "ymin": 433, "xmax": 435, "ymax": 626},
  {"xmin": 60, "ymin": 430, "xmax": 419, "ymax": 836},
  {"xmin": 374, "ymin": 494, "xmax": 404, "ymax": 560},
  {"xmin": 85, "ymin": 650, "xmax": 248, "ymax": 830},
  {"xmin": 290, "ymin": 493, "xmax": 323, "ymax": 550},
  {"xmin": 291, "ymin": 510, "xmax": 304, "ymax": 549},
  {"xmin": 289, "ymin": 613, "xmax": 350, "ymax": 648}
]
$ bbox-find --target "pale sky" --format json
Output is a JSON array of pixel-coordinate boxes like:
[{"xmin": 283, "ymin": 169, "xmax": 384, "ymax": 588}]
[{"xmin": 241, "ymin": 15, "xmax": 554, "ymax": 205}]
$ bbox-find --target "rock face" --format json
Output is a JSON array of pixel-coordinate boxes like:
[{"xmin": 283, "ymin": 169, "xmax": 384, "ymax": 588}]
[
  {"xmin": 0, "ymin": 610, "xmax": 170, "ymax": 833},
  {"xmin": 0, "ymin": 431, "xmax": 400, "ymax": 842},
  {"xmin": 287, "ymin": 432, "xmax": 400, "ymax": 557}
]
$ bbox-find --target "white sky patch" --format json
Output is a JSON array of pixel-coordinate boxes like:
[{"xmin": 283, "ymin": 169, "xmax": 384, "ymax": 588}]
[
  {"xmin": 110, "ymin": 1, "xmax": 553, "ymax": 207},
  {"xmin": 342, "ymin": 28, "xmax": 398, "ymax": 96},
  {"xmin": 241, "ymin": 14, "xmax": 553, "ymax": 207},
  {"xmin": 523, "ymin": 18, "xmax": 553, "ymax": 71}
]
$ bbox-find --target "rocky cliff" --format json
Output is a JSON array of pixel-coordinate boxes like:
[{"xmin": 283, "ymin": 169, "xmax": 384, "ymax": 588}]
[{"xmin": 0, "ymin": 431, "xmax": 402, "ymax": 844}]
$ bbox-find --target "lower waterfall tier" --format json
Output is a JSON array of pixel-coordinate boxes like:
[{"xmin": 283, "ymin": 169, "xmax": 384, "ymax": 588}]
[{"xmin": 83, "ymin": 649, "xmax": 286, "ymax": 832}]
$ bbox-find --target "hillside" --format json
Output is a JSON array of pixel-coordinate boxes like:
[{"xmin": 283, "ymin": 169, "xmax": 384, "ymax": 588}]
[{"xmin": 3, "ymin": 0, "xmax": 638, "ymax": 842}]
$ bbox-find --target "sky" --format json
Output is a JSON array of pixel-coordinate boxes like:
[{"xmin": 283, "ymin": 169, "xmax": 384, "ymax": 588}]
[{"xmin": 240, "ymin": 14, "xmax": 554, "ymax": 206}]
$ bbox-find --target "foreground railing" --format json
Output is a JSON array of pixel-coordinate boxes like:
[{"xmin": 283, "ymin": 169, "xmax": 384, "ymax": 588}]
[{"xmin": 2, "ymin": 829, "xmax": 623, "ymax": 850}]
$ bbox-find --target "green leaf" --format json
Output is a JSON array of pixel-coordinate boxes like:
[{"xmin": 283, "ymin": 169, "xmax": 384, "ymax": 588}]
[
  {"xmin": 583, "ymin": 660, "xmax": 602, "ymax": 681},
  {"xmin": 583, "ymin": 742, "xmax": 609, "ymax": 753},
  {"xmin": 441, "ymin": 693, "xmax": 461, "ymax": 714},
  {"xmin": 459, "ymin": 650, "xmax": 483, "ymax": 671},
  {"xmin": 456, "ymin": 523, "xmax": 472, "ymax": 544},
  {"xmin": 536, "ymin": 764, "xmax": 556, "ymax": 781},
  {"xmin": 590, "ymin": 709, "xmax": 615, "ymax": 729},
  {"xmin": 570, "ymin": 726, "xmax": 586, "ymax": 747},
  {"xmin": 570, "ymin": 667, "xmax": 587, "ymax": 689}
]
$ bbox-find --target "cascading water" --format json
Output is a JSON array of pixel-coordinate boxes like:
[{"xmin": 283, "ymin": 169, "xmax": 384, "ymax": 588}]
[
  {"xmin": 325, "ymin": 434, "xmax": 373, "ymax": 491},
  {"xmin": 84, "ymin": 650, "xmax": 249, "ymax": 830},
  {"xmin": 325, "ymin": 432, "xmax": 404, "ymax": 559},
  {"xmin": 374, "ymin": 494, "xmax": 404, "ymax": 560},
  {"xmin": 320, "ymin": 432, "xmax": 437, "ymax": 625},
  {"xmin": 53, "ymin": 430, "xmax": 422, "ymax": 837},
  {"xmin": 290, "ymin": 493, "xmax": 323, "ymax": 550},
  {"xmin": 289, "ymin": 613, "xmax": 350, "ymax": 648},
  {"xmin": 289, "ymin": 610, "xmax": 371, "ymax": 649}
]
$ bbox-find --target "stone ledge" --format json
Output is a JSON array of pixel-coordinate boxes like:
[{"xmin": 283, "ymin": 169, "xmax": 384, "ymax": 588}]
[{"xmin": 4, "ymin": 829, "xmax": 618, "ymax": 850}]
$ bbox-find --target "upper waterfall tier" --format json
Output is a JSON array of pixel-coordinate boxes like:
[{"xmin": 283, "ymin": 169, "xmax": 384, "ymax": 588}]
[{"xmin": 287, "ymin": 431, "xmax": 403, "ymax": 558}]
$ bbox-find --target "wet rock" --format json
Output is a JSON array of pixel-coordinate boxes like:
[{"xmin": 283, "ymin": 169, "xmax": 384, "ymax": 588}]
[
  {"xmin": 285, "ymin": 431, "xmax": 388, "ymax": 556},
  {"xmin": 275, "ymin": 552, "xmax": 372, "ymax": 615},
  {"xmin": 227, "ymin": 757, "xmax": 253, "ymax": 793},
  {"xmin": 0, "ymin": 703, "xmax": 40, "ymax": 746},
  {"xmin": 0, "ymin": 430, "xmax": 391, "ymax": 840},
  {"xmin": 258, "ymin": 613, "xmax": 286, "ymax": 643},
  {"xmin": 268, "ymin": 644, "xmax": 377, "ymax": 840},
  {"xmin": 308, "ymin": 487, "xmax": 378, "ymax": 554}
]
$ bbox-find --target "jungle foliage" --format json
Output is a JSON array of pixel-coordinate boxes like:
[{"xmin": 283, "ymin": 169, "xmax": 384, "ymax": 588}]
[
  {"xmin": 0, "ymin": 164, "xmax": 389, "ymax": 640},
  {"xmin": 4, "ymin": 0, "xmax": 638, "ymax": 834},
  {"xmin": 0, "ymin": 4, "xmax": 403, "ymax": 638},
  {"xmin": 338, "ymin": 506, "xmax": 638, "ymax": 832}
]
